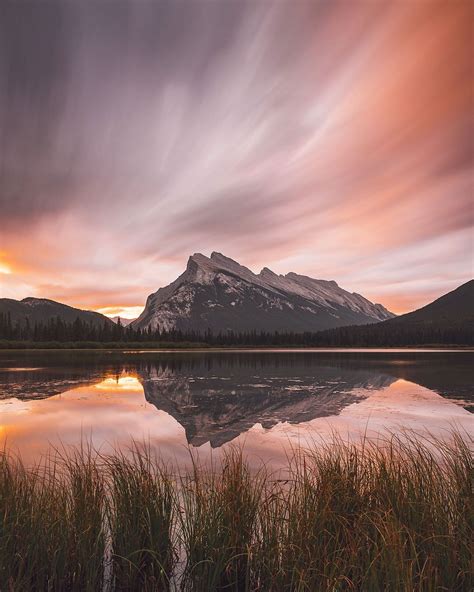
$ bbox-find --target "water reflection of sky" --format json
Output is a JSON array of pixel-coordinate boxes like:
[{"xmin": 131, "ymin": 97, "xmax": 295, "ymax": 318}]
[{"xmin": 1, "ymin": 372, "xmax": 472, "ymax": 468}]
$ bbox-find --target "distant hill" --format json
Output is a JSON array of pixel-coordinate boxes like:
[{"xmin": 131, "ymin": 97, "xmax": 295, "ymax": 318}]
[
  {"xmin": 133, "ymin": 252, "xmax": 395, "ymax": 333},
  {"xmin": 0, "ymin": 281, "xmax": 471, "ymax": 347},
  {"xmin": 0, "ymin": 297, "xmax": 114, "ymax": 328},
  {"xmin": 315, "ymin": 281, "xmax": 474, "ymax": 346},
  {"xmin": 110, "ymin": 316, "xmax": 136, "ymax": 327},
  {"xmin": 387, "ymin": 280, "xmax": 474, "ymax": 326}
]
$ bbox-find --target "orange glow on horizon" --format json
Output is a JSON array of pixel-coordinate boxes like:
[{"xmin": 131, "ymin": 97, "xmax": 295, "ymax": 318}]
[
  {"xmin": 96, "ymin": 306, "xmax": 144, "ymax": 319},
  {"xmin": 0, "ymin": 252, "xmax": 13, "ymax": 275},
  {"xmin": 374, "ymin": 289, "xmax": 453, "ymax": 316}
]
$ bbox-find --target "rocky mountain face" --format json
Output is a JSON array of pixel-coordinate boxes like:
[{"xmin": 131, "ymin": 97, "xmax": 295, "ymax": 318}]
[
  {"xmin": 0, "ymin": 297, "xmax": 114, "ymax": 327},
  {"xmin": 133, "ymin": 252, "xmax": 394, "ymax": 333}
]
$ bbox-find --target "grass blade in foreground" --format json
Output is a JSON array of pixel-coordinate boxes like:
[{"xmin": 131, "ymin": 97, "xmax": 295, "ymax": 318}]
[{"xmin": 0, "ymin": 433, "xmax": 471, "ymax": 591}]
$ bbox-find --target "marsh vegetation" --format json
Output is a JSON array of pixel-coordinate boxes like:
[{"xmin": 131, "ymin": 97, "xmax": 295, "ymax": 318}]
[{"xmin": 0, "ymin": 434, "xmax": 472, "ymax": 591}]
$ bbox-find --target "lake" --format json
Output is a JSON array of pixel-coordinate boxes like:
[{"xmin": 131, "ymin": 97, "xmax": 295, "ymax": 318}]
[{"xmin": 0, "ymin": 349, "xmax": 472, "ymax": 468}]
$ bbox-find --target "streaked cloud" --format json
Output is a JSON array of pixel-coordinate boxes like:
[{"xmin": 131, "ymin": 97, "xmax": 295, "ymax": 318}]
[{"xmin": 0, "ymin": 1, "xmax": 472, "ymax": 314}]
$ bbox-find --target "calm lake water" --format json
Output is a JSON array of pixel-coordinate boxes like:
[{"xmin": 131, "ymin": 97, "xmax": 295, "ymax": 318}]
[{"xmin": 0, "ymin": 350, "xmax": 472, "ymax": 467}]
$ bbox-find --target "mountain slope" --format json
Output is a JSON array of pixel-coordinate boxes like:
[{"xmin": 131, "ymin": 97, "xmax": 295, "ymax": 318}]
[
  {"xmin": 133, "ymin": 252, "xmax": 394, "ymax": 333},
  {"xmin": 316, "ymin": 280, "xmax": 474, "ymax": 346},
  {"xmin": 0, "ymin": 297, "xmax": 114, "ymax": 327},
  {"xmin": 387, "ymin": 280, "xmax": 474, "ymax": 326}
]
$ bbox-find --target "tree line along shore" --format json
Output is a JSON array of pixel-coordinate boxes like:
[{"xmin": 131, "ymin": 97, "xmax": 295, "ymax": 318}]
[{"xmin": 0, "ymin": 313, "xmax": 472, "ymax": 348}]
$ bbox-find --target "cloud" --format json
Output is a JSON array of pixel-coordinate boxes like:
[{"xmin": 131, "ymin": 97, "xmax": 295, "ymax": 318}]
[{"xmin": 0, "ymin": 1, "xmax": 472, "ymax": 313}]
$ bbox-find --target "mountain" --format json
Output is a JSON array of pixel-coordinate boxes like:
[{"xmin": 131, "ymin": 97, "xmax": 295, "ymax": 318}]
[
  {"xmin": 133, "ymin": 252, "xmax": 394, "ymax": 334},
  {"xmin": 387, "ymin": 280, "xmax": 474, "ymax": 326},
  {"xmin": 110, "ymin": 316, "xmax": 136, "ymax": 326},
  {"xmin": 0, "ymin": 297, "xmax": 114, "ymax": 327},
  {"xmin": 316, "ymin": 280, "xmax": 474, "ymax": 346}
]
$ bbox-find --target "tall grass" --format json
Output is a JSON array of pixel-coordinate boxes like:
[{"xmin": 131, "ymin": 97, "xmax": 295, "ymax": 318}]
[
  {"xmin": 0, "ymin": 434, "xmax": 471, "ymax": 591},
  {"xmin": 0, "ymin": 448, "xmax": 105, "ymax": 591},
  {"xmin": 179, "ymin": 450, "xmax": 266, "ymax": 591},
  {"xmin": 106, "ymin": 448, "xmax": 175, "ymax": 591}
]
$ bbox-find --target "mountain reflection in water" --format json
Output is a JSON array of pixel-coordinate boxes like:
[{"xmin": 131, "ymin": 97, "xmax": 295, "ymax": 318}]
[
  {"xmin": 0, "ymin": 351, "xmax": 472, "ymax": 456},
  {"xmin": 139, "ymin": 362, "xmax": 394, "ymax": 447}
]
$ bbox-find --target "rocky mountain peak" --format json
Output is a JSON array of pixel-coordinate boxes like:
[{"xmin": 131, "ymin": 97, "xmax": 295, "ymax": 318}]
[
  {"xmin": 133, "ymin": 251, "xmax": 395, "ymax": 333},
  {"xmin": 210, "ymin": 251, "xmax": 239, "ymax": 265},
  {"xmin": 186, "ymin": 253, "xmax": 213, "ymax": 273},
  {"xmin": 259, "ymin": 267, "xmax": 280, "ymax": 279}
]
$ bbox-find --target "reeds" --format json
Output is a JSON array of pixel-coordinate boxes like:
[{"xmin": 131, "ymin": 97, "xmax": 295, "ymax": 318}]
[
  {"xmin": 0, "ymin": 433, "xmax": 472, "ymax": 591},
  {"xmin": 106, "ymin": 448, "xmax": 175, "ymax": 591}
]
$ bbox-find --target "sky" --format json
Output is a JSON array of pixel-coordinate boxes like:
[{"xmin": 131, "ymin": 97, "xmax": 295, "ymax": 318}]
[{"xmin": 0, "ymin": 1, "xmax": 472, "ymax": 317}]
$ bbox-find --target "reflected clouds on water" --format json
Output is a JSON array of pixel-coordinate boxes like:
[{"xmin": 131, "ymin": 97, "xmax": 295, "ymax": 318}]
[{"xmin": 0, "ymin": 351, "xmax": 472, "ymax": 465}]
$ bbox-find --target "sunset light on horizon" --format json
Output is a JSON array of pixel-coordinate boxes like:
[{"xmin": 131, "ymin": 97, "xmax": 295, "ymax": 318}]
[{"xmin": 1, "ymin": 4, "xmax": 473, "ymax": 587}]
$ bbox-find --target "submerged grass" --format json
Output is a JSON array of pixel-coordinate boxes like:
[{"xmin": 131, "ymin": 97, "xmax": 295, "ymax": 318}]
[{"xmin": 0, "ymin": 433, "xmax": 472, "ymax": 591}]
